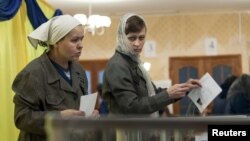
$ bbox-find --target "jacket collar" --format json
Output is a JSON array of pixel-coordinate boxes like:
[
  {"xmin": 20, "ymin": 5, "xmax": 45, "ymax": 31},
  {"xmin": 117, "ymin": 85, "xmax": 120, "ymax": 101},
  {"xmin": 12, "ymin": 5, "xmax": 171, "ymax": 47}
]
[
  {"xmin": 116, "ymin": 50, "xmax": 138, "ymax": 69},
  {"xmin": 40, "ymin": 52, "xmax": 81, "ymax": 93},
  {"xmin": 116, "ymin": 51, "xmax": 146, "ymax": 83}
]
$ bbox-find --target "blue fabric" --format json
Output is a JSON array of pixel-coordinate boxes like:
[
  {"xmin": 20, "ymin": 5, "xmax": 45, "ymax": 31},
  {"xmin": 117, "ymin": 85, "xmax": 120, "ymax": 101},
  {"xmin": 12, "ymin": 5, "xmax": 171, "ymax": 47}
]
[
  {"xmin": 50, "ymin": 59, "xmax": 72, "ymax": 86},
  {"xmin": 212, "ymin": 97, "xmax": 227, "ymax": 115},
  {"xmin": 25, "ymin": 0, "xmax": 63, "ymax": 29},
  {"xmin": 0, "ymin": 0, "xmax": 22, "ymax": 21},
  {"xmin": 53, "ymin": 9, "xmax": 63, "ymax": 17},
  {"xmin": 99, "ymin": 100, "xmax": 109, "ymax": 115}
]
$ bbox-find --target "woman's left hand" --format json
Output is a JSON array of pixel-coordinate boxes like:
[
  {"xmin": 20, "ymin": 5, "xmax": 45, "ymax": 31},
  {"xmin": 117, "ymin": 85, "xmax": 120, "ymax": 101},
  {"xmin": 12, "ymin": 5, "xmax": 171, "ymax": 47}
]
[
  {"xmin": 186, "ymin": 79, "xmax": 202, "ymax": 90},
  {"xmin": 90, "ymin": 109, "xmax": 100, "ymax": 118}
]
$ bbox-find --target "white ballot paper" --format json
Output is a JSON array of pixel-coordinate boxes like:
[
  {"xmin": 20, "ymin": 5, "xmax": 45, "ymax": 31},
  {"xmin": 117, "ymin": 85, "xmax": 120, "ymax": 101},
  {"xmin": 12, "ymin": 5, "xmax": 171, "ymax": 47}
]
[
  {"xmin": 79, "ymin": 92, "xmax": 97, "ymax": 117},
  {"xmin": 188, "ymin": 73, "xmax": 222, "ymax": 113}
]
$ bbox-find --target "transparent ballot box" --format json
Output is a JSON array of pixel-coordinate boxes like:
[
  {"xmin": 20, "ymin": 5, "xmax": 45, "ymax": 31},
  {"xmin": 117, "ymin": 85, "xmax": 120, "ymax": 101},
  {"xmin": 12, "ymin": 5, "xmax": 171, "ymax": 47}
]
[{"xmin": 45, "ymin": 115, "xmax": 250, "ymax": 141}]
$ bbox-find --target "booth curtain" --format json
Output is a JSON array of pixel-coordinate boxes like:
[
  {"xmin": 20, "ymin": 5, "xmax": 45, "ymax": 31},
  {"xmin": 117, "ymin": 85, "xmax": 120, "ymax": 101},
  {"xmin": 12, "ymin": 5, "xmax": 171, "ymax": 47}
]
[
  {"xmin": 0, "ymin": 0, "xmax": 22, "ymax": 21},
  {"xmin": 25, "ymin": 0, "xmax": 62, "ymax": 29}
]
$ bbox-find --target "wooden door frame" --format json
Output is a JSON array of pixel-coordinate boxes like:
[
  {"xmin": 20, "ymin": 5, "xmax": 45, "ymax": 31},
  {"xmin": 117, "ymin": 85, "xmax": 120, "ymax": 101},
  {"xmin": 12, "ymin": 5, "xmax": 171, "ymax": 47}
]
[{"xmin": 79, "ymin": 59, "xmax": 108, "ymax": 93}]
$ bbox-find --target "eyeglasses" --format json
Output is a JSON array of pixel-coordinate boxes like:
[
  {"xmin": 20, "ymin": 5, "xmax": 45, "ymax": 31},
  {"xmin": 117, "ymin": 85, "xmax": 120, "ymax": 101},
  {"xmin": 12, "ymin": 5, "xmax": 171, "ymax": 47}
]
[{"xmin": 127, "ymin": 35, "xmax": 145, "ymax": 42}]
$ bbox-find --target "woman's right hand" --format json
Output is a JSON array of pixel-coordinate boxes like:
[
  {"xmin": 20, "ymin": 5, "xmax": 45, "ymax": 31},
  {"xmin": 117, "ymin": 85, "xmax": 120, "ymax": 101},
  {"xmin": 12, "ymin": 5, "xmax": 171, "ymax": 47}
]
[
  {"xmin": 60, "ymin": 109, "xmax": 85, "ymax": 117},
  {"xmin": 167, "ymin": 83, "xmax": 190, "ymax": 99},
  {"xmin": 167, "ymin": 79, "xmax": 201, "ymax": 99}
]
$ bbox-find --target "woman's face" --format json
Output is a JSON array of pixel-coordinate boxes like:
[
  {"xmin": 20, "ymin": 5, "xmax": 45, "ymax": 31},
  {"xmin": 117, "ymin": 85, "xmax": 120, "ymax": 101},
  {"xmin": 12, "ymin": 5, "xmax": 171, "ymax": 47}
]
[
  {"xmin": 55, "ymin": 25, "xmax": 84, "ymax": 62},
  {"xmin": 126, "ymin": 27, "xmax": 146, "ymax": 56}
]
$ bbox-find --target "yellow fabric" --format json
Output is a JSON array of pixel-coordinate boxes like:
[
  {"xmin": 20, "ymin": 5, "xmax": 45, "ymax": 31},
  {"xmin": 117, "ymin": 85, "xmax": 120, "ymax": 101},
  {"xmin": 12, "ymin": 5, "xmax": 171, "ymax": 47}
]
[{"xmin": 0, "ymin": 1, "xmax": 55, "ymax": 141}]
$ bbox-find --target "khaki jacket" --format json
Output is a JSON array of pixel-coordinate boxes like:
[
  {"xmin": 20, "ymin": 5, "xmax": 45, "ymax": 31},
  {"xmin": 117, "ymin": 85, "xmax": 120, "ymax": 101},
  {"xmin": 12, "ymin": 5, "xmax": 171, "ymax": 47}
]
[
  {"xmin": 12, "ymin": 52, "xmax": 88, "ymax": 141},
  {"xmin": 103, "ymin": 51, "xmax": 175, "ymax": 115}
]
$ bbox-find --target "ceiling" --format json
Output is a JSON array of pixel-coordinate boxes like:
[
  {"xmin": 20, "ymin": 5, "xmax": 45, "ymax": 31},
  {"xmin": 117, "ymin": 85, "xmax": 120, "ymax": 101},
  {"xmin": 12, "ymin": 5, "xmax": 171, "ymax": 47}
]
[{"xmin": 46, "ymin": 0, "xmax": 250, "ymax": 16}]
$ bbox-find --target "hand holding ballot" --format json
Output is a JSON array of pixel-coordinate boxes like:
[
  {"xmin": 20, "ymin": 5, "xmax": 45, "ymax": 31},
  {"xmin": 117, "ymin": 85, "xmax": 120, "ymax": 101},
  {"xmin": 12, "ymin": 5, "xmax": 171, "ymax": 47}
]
[
  {"xmin": 79, "ymin": 92, "xmax": 100, "ymax": 118},
  {"xmin": 60, "ymin": 93, "xmax": 100, "ymax": 118},
  {"xmin": 167, "ymin": 78, "xmax": 202, "ymax": 99},
  {"xmin": 188, "ymin": 73, "xmax": 222, "ymax": 113}
]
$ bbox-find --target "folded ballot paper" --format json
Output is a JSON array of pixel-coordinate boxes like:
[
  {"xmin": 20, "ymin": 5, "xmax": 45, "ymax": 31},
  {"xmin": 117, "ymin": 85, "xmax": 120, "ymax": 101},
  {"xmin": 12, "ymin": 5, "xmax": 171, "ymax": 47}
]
[
  {"xmin": 79, "ymin": 92, "xmax": 98, "ymax": 117},
  {"xmin": 188, "ymin": 72, "xmax": 222, "ymax": 113}
]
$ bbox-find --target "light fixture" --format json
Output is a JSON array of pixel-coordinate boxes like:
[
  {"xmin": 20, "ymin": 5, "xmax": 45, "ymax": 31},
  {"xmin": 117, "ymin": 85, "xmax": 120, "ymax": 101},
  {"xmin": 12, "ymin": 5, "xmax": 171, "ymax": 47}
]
[
  {"xmin": 74, "ymin": 0, "xmax": 111, "ymax": 36},
  {"xmin": 143, "ymin": 62, "xmax": 151, "ymax": 71}
]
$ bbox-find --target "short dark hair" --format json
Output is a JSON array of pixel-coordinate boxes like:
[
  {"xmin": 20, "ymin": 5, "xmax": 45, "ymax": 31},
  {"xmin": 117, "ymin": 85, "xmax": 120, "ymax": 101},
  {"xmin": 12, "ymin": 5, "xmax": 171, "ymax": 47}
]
[
  {"xmin": 125, "ymin": 16, "xmax": 146, "ymax": 35},
  {"xmin": 219, "ymin": 75, "xmax": 238, "ymax": 98}
]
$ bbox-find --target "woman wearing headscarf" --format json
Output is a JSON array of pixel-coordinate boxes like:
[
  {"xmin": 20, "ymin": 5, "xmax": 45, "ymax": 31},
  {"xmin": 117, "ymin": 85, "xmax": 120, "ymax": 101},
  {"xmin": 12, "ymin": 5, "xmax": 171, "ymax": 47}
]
[
  {"xmin": 12, "ymin": 15, "xmax": 99, "ymax": 141},
  {"xmin": 102, "ymin": 13, "xmax": 201, "ymax": 117}
]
